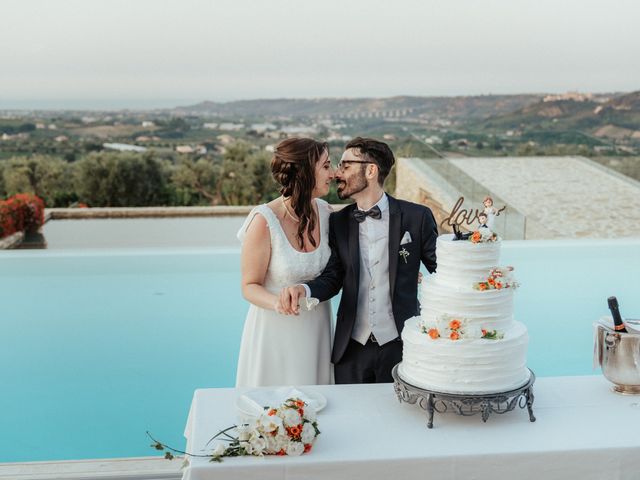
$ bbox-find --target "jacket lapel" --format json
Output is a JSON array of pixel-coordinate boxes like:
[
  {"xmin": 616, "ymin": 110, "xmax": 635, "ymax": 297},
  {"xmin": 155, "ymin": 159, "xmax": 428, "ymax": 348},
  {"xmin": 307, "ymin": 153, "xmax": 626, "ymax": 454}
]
[
  {"xmin": 347, "ymin": 205, "xmax": 360, "ymax": 289},
  {"xmin": 388, "ymin": 195, "xmax": 402, "ymax": 301}
]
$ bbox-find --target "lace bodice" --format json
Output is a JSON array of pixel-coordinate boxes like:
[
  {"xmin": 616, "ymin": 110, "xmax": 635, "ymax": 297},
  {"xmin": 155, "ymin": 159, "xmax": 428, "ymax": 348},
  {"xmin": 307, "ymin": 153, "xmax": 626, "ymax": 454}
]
[{"xmin": 237, "ymin": 199, "xmax": 332, "ymax": 293}]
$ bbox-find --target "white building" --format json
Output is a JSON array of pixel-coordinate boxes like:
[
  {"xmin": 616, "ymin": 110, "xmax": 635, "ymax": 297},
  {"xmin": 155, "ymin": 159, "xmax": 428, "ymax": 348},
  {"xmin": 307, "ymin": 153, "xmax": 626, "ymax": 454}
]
[
  {"xmin": 103, "ymin": 143, "xmax": 148, "ymax": 152},
  {"xmin": 219, "ymin": 123, "xmax": 244, "ymax": 131}
]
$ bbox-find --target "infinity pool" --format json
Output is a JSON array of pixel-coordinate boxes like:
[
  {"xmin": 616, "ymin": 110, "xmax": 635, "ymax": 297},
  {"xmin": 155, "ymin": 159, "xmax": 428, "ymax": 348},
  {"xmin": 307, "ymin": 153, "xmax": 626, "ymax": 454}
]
[{"xmin": 1, "ymin": 238, "xmax": 639, "ymax": 462}]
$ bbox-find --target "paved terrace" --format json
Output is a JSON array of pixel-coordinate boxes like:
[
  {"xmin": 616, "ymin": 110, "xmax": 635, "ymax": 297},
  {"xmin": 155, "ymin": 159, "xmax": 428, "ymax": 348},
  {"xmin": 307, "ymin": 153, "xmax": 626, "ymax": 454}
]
[
  {"xmin": 449, "ymin": 156, "xmax": 640, "ymax": 239},
  {"xmin": 398, "ymin": 156, "xmax": 640, "ymax": 239}
]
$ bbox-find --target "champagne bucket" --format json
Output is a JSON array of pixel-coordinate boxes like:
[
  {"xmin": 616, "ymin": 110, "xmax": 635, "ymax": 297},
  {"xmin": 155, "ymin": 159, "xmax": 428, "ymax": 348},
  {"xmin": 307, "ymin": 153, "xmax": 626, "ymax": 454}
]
[{"xmin": 596, "ymin": 323, "xmax": 640, "ymax": 394}]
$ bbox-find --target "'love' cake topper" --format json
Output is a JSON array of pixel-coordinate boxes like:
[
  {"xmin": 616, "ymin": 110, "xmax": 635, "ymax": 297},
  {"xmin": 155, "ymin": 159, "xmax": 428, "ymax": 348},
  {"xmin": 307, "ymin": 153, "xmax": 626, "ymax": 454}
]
[{"xmin": 441, "ymin": 196, "xmax": 506, "ymax": 229}]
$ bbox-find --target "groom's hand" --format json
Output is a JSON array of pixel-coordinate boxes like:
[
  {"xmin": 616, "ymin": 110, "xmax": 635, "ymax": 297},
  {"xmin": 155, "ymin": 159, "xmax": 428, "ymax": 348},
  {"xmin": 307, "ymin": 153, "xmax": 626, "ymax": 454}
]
[{"xmin": 280, "ymin": 285, "xmax": 306, "ymax": 315}]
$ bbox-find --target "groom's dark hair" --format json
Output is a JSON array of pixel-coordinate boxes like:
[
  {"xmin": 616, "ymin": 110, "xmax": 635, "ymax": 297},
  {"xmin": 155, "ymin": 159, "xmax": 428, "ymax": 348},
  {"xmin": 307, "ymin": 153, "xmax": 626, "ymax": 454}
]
[{"xmin": 345, "ymin": 137, "xmax": 395, "ymax": 186}]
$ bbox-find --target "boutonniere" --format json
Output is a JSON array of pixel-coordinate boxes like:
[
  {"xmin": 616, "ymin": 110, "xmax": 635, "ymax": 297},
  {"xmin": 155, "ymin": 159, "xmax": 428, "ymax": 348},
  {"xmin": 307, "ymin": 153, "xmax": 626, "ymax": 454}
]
[{"xmin": 399, "ymin": 247, "xmax": 410, "ymax": 264}]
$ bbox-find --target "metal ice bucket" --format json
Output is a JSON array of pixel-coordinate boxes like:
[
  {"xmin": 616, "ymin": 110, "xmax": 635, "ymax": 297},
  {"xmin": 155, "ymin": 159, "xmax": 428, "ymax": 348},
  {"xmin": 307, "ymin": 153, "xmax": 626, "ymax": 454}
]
[{"xmin": 595, "ymin": 321, "xmax": 640, "ymax": 394}]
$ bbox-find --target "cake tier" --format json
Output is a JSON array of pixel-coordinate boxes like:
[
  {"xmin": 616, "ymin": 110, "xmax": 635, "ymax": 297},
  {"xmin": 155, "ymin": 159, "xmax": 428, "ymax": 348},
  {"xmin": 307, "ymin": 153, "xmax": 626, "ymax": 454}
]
[
  {"xmin": 435, "ymin": 233, "xmax": 501, "ymax": 285},
  {"xmin": 399, "ymin": 317, "xmax": 529, "ymax": 394},
  {"xmin": 420, "ymin": 277, "xmax": 514, "ymax": 331}
]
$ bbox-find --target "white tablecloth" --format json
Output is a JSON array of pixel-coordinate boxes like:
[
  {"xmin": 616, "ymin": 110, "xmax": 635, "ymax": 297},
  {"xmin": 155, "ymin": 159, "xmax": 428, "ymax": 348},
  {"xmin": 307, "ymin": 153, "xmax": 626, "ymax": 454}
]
[{"xmin": 182, "ymin": 376, "xmax": 640, "ymax": 480}]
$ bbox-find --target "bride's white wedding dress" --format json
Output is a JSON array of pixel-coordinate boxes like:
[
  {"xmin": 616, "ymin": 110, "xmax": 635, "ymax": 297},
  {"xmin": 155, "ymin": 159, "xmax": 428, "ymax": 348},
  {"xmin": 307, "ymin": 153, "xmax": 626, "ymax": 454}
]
[{"xmin": 235, "ymin": 199, "xmax": 333, "ymax": 387}]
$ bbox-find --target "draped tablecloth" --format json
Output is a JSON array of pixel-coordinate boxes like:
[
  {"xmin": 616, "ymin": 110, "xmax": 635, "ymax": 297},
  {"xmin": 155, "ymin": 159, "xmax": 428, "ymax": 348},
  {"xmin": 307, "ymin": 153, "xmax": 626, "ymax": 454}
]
[{"xmin": 182, "ymin": 376, "xmax": 640, "ymax": 480}]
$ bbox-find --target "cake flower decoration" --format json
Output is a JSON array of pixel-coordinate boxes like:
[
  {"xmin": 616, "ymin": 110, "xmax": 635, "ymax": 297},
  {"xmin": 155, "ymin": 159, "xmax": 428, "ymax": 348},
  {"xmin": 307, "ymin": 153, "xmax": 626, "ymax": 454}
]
[{"xmin": 399, "ymin": 247, "xmax": 410, "ymax": 263}]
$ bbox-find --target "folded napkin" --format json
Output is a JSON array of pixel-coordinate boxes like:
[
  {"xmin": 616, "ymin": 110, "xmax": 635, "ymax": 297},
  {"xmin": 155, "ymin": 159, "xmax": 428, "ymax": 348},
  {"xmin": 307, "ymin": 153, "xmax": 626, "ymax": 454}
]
[{"xmin": 238, "ymin": 387, "xmax": 317, "ymax": 418}]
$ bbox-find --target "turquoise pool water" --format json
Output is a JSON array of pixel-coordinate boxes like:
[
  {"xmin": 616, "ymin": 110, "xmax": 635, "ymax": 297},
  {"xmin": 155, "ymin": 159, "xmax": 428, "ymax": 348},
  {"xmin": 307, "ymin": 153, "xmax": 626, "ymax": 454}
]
[{"xmin": 1, "ymin": 238, "xmax": 639, "ymax": 462}]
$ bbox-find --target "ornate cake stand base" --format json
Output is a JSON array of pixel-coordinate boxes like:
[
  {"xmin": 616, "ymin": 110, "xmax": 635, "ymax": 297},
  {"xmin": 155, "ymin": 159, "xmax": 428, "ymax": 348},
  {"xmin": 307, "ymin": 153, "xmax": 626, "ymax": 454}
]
[{"xmin": 392, "ymin": 364, "xmax": 536, "ymax": 428}]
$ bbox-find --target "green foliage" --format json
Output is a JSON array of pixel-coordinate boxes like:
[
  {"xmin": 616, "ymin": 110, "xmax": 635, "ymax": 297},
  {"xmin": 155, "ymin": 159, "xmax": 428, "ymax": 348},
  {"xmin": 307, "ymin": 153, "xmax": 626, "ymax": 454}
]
[
  {"xmin": 74, "ymin": 151, "xmax": 171, "ymax": 207},
  {"xmin": 171, "ymin": 156, "xmax": 222, "ymax": 205},
  {"xmin": 2, "ymin": 155, "xmax": 74, "ymax": 207},
  {"xmin": 0, "ymin": 163, "xmax": 5, "ymax": 198},
  {"xmin": 171, "ymin": 142, "xmax": 278, "ymax": 205}
]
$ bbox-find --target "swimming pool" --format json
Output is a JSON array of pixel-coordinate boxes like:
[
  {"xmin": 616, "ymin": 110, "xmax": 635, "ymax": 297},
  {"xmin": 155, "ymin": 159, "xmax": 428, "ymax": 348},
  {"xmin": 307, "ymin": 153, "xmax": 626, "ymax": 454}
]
[{"xmin": 1, "ymin": 238, "xmax": 639, "ymax": 462}]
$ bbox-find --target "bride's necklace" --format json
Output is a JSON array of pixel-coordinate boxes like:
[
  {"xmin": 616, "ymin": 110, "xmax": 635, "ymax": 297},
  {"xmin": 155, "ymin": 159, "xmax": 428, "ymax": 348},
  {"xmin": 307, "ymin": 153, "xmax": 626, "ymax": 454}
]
[{"xmin": 281, "ymin": 197, "xmax": 300, "ymax": 223}]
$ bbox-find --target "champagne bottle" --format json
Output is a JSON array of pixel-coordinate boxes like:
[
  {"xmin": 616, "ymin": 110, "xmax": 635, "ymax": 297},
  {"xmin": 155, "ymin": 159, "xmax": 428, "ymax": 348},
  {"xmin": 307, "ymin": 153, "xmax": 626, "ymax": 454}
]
[{"xmin": 608, "ymin": 296, "xmax": 627, "ymax": 333}]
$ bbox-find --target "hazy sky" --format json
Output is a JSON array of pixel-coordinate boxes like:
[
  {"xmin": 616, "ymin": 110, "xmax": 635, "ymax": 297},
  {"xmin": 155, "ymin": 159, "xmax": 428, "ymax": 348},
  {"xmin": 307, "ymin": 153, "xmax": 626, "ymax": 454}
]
[{"xmin": 1, "ymin": 0, "xmax": 638, "ymax": 109}]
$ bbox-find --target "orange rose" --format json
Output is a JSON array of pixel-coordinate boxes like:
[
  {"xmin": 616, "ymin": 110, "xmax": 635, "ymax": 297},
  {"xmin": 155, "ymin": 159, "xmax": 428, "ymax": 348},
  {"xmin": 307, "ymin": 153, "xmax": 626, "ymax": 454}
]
[
  {"xmin": 478, "ymin": 283, "xmax": 488, "ymax": 291},
  {"xmin": 448, "ymin": 319, "xmax": 461, "ymax": 330},
  {"xmin": 295, "ymin": 400, "xmax": 305, "ymax": 408},
  {"xmin": 471, "ymin": 231, "xmax": 481, "ymax": 243},
  {"xmin": 268, "ymin": 409, "xmax": 277, "ymax": 416},
  {"xmin": 428, "ymin": 328, "xmax": 440, "ymax": 339},
  {"xmin": 495, "ymin": 282, "xmax": 503, "ymax": 289},
  {"xmin": 487, "ymin": 277, "xmax": 495, "ymax": 284},
  {"xmin": 449, "ymin": 331, "xmax": 460, "ymax": 340},
  {"xmin": 288, "ymin": 425, "xmax": 302, "ymax": 436}
]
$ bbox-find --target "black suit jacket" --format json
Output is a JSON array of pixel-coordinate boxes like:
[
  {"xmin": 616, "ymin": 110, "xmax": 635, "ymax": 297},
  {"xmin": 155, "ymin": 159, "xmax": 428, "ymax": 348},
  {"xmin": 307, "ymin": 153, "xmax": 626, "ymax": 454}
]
[{"xmin": 307, "ymin": 194, "xmax": 438, "ymax": 364}]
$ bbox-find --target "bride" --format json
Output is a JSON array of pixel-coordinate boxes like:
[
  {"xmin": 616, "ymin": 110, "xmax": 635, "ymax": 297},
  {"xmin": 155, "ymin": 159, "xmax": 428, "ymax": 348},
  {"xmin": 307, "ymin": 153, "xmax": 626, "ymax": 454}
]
[{"xmin": 235, "ymin": 138, "xmax": 334, "ymax": 387}]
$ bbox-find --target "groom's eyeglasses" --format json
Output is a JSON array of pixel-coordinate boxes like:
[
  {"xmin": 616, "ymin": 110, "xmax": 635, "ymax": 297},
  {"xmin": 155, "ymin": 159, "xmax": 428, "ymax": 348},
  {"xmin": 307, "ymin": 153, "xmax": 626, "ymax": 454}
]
[{"xmin": 335, "ymin": 160, "xmax": 374, "ymax": 171}]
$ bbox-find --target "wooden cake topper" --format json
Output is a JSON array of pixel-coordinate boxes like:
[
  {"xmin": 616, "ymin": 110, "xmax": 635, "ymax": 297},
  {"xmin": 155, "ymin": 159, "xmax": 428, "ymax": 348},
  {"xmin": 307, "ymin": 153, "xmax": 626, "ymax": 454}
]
[{"xmin": 441, "ymin": 196, "xmax": 506, "ymax": 230}]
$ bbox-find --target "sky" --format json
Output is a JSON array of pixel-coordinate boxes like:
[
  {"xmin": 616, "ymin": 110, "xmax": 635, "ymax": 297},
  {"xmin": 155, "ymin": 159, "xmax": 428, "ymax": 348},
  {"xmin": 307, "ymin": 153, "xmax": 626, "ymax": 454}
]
[{"xmin": 0, "ymin": 0, "xmax": 638, "ymax": 109}]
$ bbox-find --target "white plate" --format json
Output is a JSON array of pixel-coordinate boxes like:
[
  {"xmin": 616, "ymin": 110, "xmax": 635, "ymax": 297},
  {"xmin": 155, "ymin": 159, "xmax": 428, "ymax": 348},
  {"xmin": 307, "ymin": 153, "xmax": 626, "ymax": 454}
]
[{"xmin": 236, "ymin": 386, "xmax": 327, "ymax": 418}]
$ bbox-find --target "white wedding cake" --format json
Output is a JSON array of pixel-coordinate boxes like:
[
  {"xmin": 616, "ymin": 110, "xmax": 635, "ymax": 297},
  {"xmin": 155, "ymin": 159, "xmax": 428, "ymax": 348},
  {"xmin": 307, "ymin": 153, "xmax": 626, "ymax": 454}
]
[{"xmin": 398, "ymin": 232, "xmax": 529, "ymax": 394}]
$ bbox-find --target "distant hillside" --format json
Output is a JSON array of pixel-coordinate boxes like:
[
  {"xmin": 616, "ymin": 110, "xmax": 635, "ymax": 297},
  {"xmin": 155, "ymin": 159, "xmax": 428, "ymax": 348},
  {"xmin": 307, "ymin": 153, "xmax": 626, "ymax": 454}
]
[
  {"xmin": 174, "ymin": 95, "xmax": 543, "ymax": 121},
  {"xmin": 476, "ymin": 91, "xmax": 640, "ymax": 138}
]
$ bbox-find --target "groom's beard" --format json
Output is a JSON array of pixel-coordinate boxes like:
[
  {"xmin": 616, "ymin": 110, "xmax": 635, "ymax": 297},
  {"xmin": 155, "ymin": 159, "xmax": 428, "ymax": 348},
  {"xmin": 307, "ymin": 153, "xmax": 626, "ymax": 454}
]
[{"xmin": 337, "ymin": 169, "xmax": 368, "ymax": 200}]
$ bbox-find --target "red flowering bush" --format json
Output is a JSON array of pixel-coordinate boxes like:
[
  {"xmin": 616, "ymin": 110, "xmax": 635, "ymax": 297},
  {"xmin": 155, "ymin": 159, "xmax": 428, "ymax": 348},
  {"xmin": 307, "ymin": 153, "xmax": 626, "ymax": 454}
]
[{"xmin": 0, "ymin": 193, "xmax": 45, "ymax": 239}]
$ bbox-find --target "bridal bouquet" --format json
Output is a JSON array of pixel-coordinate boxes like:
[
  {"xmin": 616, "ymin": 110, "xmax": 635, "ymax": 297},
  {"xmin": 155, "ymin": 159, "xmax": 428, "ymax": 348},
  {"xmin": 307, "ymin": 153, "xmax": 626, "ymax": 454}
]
[
  {"xmin": 149, "ymin": 397, "xmax": 320, "ymax": 463},
  {"xmin": 209, "ymin": 397, "xmax": 320, "ymax": 460}
]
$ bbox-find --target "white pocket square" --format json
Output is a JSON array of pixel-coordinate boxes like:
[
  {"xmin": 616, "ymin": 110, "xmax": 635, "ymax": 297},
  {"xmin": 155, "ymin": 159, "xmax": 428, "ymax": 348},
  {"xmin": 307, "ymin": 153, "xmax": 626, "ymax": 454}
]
[{"xmin": 400, "ymin": 231, "xmax": 412, "ymax": 245}]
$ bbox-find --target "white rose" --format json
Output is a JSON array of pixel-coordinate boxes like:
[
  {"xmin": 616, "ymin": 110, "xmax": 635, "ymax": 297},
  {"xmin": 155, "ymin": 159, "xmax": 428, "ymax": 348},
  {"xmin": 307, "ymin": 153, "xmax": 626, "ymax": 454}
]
[
  {"xmin": 263, "ymin": 434, "xmax": 280, "ymax": 454},
  {"xmin": 258, "ymin": 413, "xmax": 283, "ymax": 433},
  {"xmin": 282, "ymin": 408, "xmax": 302, "ymax": 427},
  {"xmin": 301, "ymin": 422, "xmax": 316, "ymax": 444},
  {"xmin": 286, "ymin": 441, "xmax": 305, "ymax": 456},
  {"xmin": 211, "ymin": 443, "xmax": 226, "ymax": 457},
  {"xmin": 239, "ymin": 440, "xmax": 253, "ymax": 454},
  {"xmin": 236, "ymin": 424, "xmax": 253, "ymax": 442},
  {"xmin": 302, "ymin": 405, "xmax": 317, "ymax": 423},
  {"xmin": 249, "ymin": 436, "xmax": 266, "ymax": 456}
]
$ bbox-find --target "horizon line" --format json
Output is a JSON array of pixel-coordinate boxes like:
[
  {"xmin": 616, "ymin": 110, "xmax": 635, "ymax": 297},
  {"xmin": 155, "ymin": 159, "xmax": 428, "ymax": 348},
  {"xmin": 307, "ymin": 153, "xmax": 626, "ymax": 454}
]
[{"xmin": 0, "ymin": 89, "xmax": 631, "ymax": 112}]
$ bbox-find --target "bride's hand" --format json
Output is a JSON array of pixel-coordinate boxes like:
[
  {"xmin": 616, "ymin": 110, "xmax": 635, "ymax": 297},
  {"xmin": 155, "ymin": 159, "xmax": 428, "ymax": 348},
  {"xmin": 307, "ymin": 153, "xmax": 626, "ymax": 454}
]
[
  {"xmin": 280, "ymin": 285, "xmax": 305, "ymax": 315},
  {"xmin": 274, "ymin": 299, "xmax": 286, "ymax": 315}
]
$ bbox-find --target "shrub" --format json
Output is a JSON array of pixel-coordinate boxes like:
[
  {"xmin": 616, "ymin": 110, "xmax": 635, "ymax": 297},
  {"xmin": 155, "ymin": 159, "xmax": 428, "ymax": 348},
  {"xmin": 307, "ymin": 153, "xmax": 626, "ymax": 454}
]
[{"xmin": 0, "ymin": 193, "xmax": 45, "ymax": 239}]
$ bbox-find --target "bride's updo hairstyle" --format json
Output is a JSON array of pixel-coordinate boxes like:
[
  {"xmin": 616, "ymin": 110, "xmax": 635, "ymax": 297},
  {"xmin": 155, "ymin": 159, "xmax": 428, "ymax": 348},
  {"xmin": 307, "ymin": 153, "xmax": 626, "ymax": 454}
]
[{"xmin": 271, "ymin": 137, "xmax": 329, "ymax": 250}]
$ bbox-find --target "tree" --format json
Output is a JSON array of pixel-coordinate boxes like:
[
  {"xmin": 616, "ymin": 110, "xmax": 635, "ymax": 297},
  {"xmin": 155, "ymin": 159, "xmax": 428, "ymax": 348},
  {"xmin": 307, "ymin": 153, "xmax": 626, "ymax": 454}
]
[
  {"xmin": 2, "ymin": 155, "xmax": 74, "ymax": 207},
  {"xmin": 171, "ymin": 142, "xmax": 279, "ymax": 206},
  {"xmin": 171, "ymin": 156, "xmax": 222, "ymax": 205},
  {"xmin": 74, "ymin": 151, "xmax": 171, "ymax": 207},
  {"xmin": 0, "ymin": 162, "xmax": 6, "ymax": 199}
]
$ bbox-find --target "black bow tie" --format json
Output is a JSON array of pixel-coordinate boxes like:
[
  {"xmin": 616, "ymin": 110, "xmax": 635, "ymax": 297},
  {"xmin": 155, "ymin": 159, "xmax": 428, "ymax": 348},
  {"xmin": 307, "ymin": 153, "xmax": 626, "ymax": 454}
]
[{"xmin": 353, "ymin": 205, "xmax": 382, "ymax": 223}]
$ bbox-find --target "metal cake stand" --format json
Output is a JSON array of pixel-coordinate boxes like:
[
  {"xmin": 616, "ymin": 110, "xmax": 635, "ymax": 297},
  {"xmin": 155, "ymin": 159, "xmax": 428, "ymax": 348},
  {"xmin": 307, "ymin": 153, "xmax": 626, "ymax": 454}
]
[{"xmin": 392, "ymin": 364, "xmax": 536, "ymax": 428}]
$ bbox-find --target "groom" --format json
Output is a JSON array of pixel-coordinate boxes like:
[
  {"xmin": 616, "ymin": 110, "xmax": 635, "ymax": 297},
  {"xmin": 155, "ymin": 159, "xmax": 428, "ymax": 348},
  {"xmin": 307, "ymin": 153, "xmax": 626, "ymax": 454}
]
[{"xmin": 280, "ymin": 137, "xmax": 438, "ymax": 384}]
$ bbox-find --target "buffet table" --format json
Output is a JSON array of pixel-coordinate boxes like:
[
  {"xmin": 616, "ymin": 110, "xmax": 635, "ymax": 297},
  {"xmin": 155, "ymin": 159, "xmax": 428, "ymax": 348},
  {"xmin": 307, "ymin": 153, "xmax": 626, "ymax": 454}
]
[{"xmin": 182, "ymin": 375, "xmax": 640, "ymax": 480}]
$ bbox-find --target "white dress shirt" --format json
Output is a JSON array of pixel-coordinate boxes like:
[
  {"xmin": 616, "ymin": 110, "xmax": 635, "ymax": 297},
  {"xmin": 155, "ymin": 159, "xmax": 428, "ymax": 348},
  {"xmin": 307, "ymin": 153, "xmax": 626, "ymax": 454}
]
[
  {"xmin": 350, "ymin": 193, "xmax": 398, "ymax": 346},
  {"xmin": 303, "ymin": 193, "xmax": 398, "ymax": 346}
]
